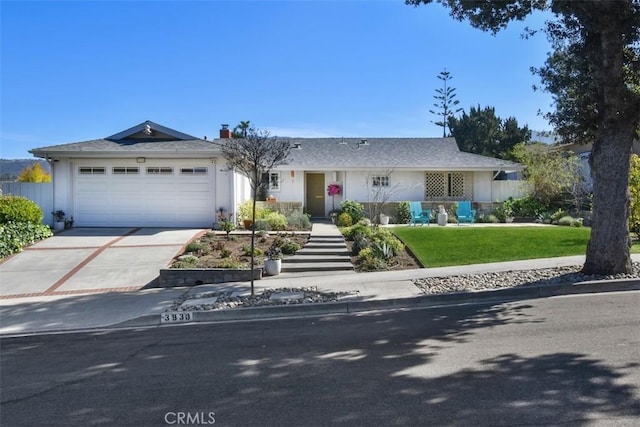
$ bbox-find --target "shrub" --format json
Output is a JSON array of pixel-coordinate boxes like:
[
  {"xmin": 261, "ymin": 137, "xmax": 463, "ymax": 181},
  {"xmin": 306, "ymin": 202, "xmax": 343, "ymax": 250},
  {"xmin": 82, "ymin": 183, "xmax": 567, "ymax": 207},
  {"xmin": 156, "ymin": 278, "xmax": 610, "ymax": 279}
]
[
  {"xmin": 258, "ymin": 208, "xmax": 274, "ymax": 219},
  {"xmin": 171, "ymin": 255, "xmax": 199, "ymax": 269},
  {"xmin": 357, "ymin": 248, "xmax": 388, "ymax": 271},
  {"xmin": 286, "ymin": 211, "xmax": 311, "ymax": 230},
  {"xmin": 242, "ymin": 246, "xmax": 263, "ymax": 256},
  {"xmin": 555, "ymin": 215, "xmax": 583, "ymax": 227},
  {"xmin": 216, "ymin": 258, "xmax": 245, "ymax": 269},
  {"xmin": 337, "ymin": 212, "xmax": 353, "ymax": 227},
  {"xmin": 342, "ymin": 223, "xmax": 373, "ymax": 241},
  {"xmin": 0, "ymin": 221, "xmax": 53, "ymax": 258},
  {"xmin": 352, "ymin": 233, "xmax": 371, "ymax": 255},
  {"xmin": 185, "ymin": 241, "xmax": 206, "ymax": 254},
  {"xmin": 557, "ymin": 215, "xmax": 575, "ymax": 226},
  {"xmin": 264, "ymin": 212, "xmax": 287, "ymax": 231},
  {"xmin": 371, "ymin": 228, "xmax": 404, "ymax": 256},
  {"xmin": 511, "ymin": 196, "xmax": 547, "ymax": 218},
  {"xmin": 237, "ymin": 199, "xmax": 266, "ymax": 221},
  {"xmin": 280, "ymin": 240, "xmax": 301, "ymax": 254},
  {"xmin": 340, "ymin": 200, "xmax": 365, "ymax": 223},
  {"xmin": 220, "ymin": 248, "xmax": 231, "ymax": 258},
  {"xmin": 0, "ymin": 195, "xmax": 44, "ymax": 224},
  {"xmin": 396, "ymin": 202, "xmax": 412, "ymax": 225},
  {"xmin": 477, "ymin": 214, "xmax": 499, "ymax": 223},
  {"xmin": 372, "ymin": 241, "xmax": 394, "ymax": 261},
  {"xmin": 447, "ymin": 202, "xmax": 459, "ymax": 221},
  {"xmin": 254, "ymin": 219, "xmax": 271, "ymax": 231},
  {"xmin": 358, "ymin": 218, "xmax": 372, "ymax": 227},
  {"xmin": 551, "ymin": 208, "xmax": 567, "ymax": 224}
]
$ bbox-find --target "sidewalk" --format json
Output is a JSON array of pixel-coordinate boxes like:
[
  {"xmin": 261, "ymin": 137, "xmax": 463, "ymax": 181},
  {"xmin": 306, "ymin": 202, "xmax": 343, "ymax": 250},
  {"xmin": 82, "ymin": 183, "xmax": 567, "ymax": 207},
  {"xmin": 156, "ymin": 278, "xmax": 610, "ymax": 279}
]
[
  {"xmin": 2, "ymin": 252, "xmax": 639, "ymax": 336},
  {"xmin": 2, "ymin": 222, "xmax": 640, "ymax": 335}
]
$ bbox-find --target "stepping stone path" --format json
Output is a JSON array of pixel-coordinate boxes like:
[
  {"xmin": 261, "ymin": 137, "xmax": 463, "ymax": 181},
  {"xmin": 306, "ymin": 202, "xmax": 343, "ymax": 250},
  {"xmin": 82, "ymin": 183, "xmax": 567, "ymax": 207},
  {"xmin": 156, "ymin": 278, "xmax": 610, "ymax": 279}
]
[{"xmin": 281, "ymin": 223, "xmax": 354, "ymax": 274}]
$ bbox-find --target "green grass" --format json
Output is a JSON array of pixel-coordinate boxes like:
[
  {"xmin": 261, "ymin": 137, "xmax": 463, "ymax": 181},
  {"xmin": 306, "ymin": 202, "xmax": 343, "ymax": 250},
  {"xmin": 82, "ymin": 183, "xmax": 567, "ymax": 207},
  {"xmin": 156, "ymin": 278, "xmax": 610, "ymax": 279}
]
[{"xmin": 393, "ymin": 226, "xmax": 610, "ymax": 268}]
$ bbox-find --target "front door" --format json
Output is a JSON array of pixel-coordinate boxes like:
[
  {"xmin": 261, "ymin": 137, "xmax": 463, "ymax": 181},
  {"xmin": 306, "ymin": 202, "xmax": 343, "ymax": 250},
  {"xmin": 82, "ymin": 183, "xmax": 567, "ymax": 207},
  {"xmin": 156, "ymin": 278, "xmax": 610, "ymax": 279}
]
[{"xmin": 306, "ymin": 173, "xmax": 325, "ymax": 217}]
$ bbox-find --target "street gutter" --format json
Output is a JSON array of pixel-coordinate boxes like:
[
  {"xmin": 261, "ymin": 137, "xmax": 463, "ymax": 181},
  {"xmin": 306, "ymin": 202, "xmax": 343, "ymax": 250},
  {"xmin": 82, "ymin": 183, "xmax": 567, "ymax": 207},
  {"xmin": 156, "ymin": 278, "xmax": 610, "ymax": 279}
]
[{"xmin": 112, "ymin": 278, "xmax": 640, "ymax": 329}]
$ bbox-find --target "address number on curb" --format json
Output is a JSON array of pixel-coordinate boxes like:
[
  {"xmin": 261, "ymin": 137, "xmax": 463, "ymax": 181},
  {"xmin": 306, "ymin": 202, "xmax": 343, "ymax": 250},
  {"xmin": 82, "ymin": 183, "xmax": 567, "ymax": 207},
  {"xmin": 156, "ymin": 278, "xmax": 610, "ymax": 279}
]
[{"xmin": 161, "ymin": 311, "xmax": 194, "ymax": 323}]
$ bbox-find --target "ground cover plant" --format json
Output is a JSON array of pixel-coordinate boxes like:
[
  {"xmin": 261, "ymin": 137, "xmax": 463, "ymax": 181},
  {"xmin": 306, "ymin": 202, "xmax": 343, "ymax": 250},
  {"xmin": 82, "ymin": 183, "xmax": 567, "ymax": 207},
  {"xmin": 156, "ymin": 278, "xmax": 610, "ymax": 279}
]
[
  {"xmin": 393, "ymin": 226, "xmax": 640, "ymax": 268},
  {"xmin": 171, "ymin": 231, "xmax": 308, "ymax": 269},
  {"xmin": 0, "ymin": 195, "xmax": 52, "ymax": 259},
  {"xmin": 341, "ymin": 222, "xmax": 421, "ymax": 271}
]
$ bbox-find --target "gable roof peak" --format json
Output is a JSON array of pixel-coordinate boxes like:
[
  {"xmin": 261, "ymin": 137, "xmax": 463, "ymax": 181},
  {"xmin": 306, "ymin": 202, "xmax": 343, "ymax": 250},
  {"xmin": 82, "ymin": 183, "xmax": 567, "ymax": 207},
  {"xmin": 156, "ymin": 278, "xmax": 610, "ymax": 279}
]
[{"xmin": 106, "ymin": 120, "xmax": 197, "ymax": 142}]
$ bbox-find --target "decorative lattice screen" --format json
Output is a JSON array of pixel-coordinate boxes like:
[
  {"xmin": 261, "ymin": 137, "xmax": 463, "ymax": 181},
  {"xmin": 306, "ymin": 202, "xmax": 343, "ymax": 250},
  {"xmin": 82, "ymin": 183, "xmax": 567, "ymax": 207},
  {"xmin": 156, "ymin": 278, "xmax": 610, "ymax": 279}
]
[
  {"xmin": 425, "ymin": 173, "xmax": 446, "ymax": 198},
  {"xmin": 425, "ymin": 172, "xmax": 473, "ymax": 199},
  {"xmin": 449, "ymin": 172, "xmax": 464, "ymax": 197}
]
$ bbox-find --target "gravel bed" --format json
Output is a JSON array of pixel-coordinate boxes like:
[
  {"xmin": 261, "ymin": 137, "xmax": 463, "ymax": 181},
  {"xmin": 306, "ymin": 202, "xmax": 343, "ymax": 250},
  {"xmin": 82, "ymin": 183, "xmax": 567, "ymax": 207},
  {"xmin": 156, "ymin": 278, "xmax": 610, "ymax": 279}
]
[
  {"xmin": 413, "ymin": 263, "xmax": 640, "ymax": 294},
  {"xmin": 166, "ymin": 287, "xmax": 360, "ymax": 312}
]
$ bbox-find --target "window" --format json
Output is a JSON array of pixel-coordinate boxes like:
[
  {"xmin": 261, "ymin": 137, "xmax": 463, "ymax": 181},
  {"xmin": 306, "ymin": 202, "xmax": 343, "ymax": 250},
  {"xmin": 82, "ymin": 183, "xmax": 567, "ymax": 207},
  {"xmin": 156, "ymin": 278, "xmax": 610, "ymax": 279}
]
[
  {"xmin": 261, "ymin": 172, "xmax": 280, "ymax": 191},
  {"xmin": 112, "ymin": 167, "xmax": 139, "ymax": 175},
  {"xmin": 79, "ymin": 167, "xmax": 105, "ymax": 175},
  {"xmin": 180, "ymin": 167, "xmax": 208, "ymax": 175},
  {"xmin": 372, "ymin": 176, "xmax": 390, "ymax": 187},
  {"xmin": 146, "ymin": 167, "xmax": 173, "ymax": 175}
]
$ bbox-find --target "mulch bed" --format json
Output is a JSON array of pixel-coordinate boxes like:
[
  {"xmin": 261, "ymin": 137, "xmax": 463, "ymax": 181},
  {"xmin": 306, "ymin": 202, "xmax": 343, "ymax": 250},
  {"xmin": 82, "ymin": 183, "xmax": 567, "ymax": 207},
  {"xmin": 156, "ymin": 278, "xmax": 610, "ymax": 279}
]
[{"xmin": 173, "ymin": 231, "xmax": 310, "ymax": 269}]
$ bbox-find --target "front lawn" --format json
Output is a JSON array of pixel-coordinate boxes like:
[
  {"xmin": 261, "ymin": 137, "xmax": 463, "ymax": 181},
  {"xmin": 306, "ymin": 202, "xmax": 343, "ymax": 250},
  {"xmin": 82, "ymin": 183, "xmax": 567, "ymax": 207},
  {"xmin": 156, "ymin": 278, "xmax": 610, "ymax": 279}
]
[{"xmin": 393, "ymin": 226, "xmax": 638, "ymax": 268}]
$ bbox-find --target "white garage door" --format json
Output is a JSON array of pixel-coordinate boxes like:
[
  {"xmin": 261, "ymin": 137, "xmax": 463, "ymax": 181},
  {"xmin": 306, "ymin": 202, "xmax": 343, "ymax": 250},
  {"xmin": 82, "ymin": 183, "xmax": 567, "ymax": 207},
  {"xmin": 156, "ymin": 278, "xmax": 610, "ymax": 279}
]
[{"xmin": 74, "ymin": 161, "xmax": 215, "ymax": 227}]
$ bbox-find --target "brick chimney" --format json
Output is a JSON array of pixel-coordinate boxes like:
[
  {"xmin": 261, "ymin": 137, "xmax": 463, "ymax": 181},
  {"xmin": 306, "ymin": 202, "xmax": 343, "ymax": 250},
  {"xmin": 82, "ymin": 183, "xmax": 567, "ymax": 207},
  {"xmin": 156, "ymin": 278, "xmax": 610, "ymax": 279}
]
[{"xmin": 219, "ymin": 124, "xmax": 232, "ymax": 139}]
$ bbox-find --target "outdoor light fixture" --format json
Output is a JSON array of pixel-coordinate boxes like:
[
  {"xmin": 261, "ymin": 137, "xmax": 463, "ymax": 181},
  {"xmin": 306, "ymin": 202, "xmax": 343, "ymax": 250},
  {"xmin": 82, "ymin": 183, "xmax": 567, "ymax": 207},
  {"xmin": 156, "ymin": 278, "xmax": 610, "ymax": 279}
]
[{"xmin": 136, "ymin": 157, "xmax": 146, "ymax": 163}]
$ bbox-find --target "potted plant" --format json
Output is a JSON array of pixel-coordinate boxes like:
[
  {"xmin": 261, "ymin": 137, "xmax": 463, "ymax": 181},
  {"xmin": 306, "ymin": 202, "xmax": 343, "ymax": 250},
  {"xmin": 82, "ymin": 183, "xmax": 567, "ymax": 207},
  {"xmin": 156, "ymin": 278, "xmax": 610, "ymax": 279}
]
[
  {"xmin": 64, "ymin": 215, "xmax": 74, "ymax": 229},
  {"xmin": 264, "ymin": 244, "xmax": 282, "ymax": 276},
  {"xmin": 500, "ymin": 198, "xmax": 515, "ymax": 223},
  {"xmin": 379, "ymin": 213, "xmax": 390, "ymax": 225},
  {"xmin": 52, "ymin": 210, "xmax": 66, "ymax": 231}
]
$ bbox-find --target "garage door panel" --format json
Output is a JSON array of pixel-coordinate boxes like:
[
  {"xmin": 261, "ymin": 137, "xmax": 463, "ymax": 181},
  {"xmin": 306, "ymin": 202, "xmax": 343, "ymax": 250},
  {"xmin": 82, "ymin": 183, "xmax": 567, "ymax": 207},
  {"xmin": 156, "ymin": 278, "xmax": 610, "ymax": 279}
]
[{"xmin": 74, "ymin": 162, "xmax": 215, "ymax": 227}]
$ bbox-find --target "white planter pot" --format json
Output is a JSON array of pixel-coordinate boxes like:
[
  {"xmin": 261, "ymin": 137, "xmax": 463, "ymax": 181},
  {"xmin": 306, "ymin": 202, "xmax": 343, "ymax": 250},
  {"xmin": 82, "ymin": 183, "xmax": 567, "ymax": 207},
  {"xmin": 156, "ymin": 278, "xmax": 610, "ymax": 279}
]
[
  {"xmin": 437, "ymin": 213, "xmax": 448, "ymax": 226},
  {"xmin": 379, "ymin": 214, "xmax": 390, "ymax": 225},
  {"xmin": 264, "ymin": 259, "xmax": 282, "ymax": 276},
  {"xmin": 53, "ymin": 221, "xmax": 65, "ymax": 231}
]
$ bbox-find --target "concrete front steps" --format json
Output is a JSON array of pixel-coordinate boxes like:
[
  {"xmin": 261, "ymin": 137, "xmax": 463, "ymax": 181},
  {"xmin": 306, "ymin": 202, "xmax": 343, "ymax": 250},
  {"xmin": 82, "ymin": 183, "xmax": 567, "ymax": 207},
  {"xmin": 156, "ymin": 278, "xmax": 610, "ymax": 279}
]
[{"xmin": 281, "ymin": 234, "xmax": 354, "ymax": 274}]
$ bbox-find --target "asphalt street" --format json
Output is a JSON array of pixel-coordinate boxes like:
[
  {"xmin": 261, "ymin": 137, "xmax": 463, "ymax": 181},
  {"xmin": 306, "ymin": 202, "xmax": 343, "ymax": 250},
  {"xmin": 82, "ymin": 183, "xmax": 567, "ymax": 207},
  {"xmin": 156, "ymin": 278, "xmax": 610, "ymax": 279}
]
[{"xmin": 1, "ymin": 291, "xmax": 639, "ymax": 427}]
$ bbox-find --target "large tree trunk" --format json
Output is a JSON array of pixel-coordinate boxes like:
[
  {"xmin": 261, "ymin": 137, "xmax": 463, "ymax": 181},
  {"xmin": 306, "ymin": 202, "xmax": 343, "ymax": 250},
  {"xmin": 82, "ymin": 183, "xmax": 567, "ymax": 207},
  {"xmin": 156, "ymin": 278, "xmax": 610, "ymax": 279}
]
[
  {"xmin": 582, "ymin": 4, "xmax": 637, "ymax": 275},
  {"xmin": 584, "ymin": 136, "xmax": 633, "ymax": 274}
]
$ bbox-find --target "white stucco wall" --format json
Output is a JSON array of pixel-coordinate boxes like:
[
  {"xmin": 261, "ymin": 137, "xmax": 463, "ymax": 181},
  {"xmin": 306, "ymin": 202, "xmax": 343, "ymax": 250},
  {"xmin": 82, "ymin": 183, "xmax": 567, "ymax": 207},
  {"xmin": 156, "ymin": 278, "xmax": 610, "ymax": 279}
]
[
  {"xmin": 473, "ymin": 171, "xmax": 493, "ymax": 202},
  {"xmin": 344, "ymin": 171, "xmax": 425, "ymax": 202},
  {"xmin": 273, "ymin": 169, "xmax": 304, "ymax": 203},
  {"xmin": 52, "ymin": 159, "xmax": 73, "ymax": 216}
]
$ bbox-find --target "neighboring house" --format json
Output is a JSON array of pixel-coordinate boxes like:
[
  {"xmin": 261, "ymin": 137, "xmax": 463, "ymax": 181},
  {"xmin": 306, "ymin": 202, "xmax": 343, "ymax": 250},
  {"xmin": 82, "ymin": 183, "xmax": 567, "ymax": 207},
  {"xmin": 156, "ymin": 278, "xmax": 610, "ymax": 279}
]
[
  {"xmin": 562, "ymin": 140, "xmax": 640, "ymax": 191},
  {"xmin": 30, "ymin": 121, "xmax": 526, "ymax": 227}
]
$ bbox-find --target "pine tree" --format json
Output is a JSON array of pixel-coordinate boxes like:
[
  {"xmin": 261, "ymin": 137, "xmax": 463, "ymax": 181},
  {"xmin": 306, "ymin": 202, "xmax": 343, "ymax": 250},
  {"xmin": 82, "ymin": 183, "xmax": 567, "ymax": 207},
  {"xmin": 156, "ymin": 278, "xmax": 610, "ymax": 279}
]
[{"xmin": 429, "ymin": 68, "xmax": 463, "ymax": 137}]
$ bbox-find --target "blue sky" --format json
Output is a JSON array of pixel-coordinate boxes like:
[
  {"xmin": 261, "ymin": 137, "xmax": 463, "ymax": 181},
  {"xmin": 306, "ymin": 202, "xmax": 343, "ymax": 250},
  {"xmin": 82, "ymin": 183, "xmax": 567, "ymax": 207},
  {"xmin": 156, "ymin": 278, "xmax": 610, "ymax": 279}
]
[{"xmin": 1, "ymin": 0, "xmax": 554, "ymax": 159}]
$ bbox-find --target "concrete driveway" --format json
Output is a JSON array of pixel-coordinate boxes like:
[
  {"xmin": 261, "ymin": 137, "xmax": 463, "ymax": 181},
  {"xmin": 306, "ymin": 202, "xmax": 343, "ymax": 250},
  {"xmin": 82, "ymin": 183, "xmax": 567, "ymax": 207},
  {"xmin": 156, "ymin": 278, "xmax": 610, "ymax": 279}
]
[{"xmin": 0, "ymin": 228, "xmax": 203, "ymax": 299}]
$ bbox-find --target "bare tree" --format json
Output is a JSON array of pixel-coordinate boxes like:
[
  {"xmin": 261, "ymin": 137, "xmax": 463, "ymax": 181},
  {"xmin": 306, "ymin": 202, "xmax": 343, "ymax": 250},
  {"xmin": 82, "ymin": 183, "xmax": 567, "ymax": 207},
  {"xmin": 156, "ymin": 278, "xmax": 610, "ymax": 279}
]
[
  {"xmin": 365, "ymin": 168, "xmax": 420, "ymax": 225},
  {"xmin": 217, "ymin": 127, "xmax": 291, "ymax": 295}
]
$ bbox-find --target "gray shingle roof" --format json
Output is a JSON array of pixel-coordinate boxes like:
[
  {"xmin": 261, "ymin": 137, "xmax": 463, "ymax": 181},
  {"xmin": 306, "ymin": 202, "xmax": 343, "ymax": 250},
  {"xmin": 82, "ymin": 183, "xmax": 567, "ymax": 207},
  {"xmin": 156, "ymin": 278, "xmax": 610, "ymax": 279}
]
[
  {"xmin": 279, "ymin": 137, "xmax": 523, "ymax": 171},
  {"xmin": 30, "ymin": 127, "xmax": 523, "ymax": 171},
  {"xmin": 30, "ymin": 120, "xmax": 221, "ymax": 157},
  {"xmin": 30, "ymin": 138, "xmax": 220, "ymax": 154}
]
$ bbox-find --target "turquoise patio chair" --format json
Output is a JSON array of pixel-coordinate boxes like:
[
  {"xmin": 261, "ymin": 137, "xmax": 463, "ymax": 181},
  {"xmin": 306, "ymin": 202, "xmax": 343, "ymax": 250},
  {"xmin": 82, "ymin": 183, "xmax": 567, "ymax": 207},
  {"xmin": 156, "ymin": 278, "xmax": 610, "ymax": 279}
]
[
  {"xmin": 409, "ymin": 201, "xmax": 432, "ymax": 226},
  {"xmin": 456, "ymin": 201, "xmax": 477, "ymax": 225}
]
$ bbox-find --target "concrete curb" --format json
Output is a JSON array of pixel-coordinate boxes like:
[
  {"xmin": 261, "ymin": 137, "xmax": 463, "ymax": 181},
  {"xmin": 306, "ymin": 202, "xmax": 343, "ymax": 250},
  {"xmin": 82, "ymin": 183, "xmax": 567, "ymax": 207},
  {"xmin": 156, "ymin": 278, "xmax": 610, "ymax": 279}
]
[{"xmin": 110, "ymin": 278, "xmax": 640, "ymax": 329}]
